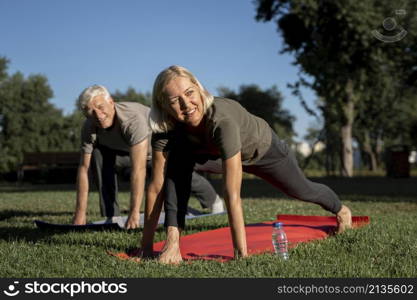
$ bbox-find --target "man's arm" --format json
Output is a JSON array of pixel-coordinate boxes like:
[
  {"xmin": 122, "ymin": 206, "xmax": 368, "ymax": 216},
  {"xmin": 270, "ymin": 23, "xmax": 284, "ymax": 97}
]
[
  {"xmin": 125, "ymin": 138, "xmax": 149, "ymax": 229},
  {"xmin": 73, "ymin": 153, "xmax": 92, "ymax": 225},
  {"xmin": 222, "ymin": 151, "xmax": 247, "ymax": 259},
  {"xmin": 140, "ymin": 150, "xmax": 167, "ymax": 255}
]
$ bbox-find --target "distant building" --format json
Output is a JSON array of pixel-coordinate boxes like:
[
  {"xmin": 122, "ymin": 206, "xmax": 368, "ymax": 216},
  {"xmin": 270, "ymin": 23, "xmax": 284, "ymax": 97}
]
[
  {"xmin": 410, "ymin": 151, "xmax": 417, "ymax": 164},
  {"xmin": 294, "ymin": 141, "xmax": 325, "ymax": 157},
  {"xmin": 294, "ymin": 141, "xmax": 363, "ymax": 169}
]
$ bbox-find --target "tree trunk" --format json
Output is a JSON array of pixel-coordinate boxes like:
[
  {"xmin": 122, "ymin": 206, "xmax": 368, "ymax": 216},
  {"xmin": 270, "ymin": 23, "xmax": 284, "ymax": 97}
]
[
  {"xmin": 341, "ymin": 120, "xmax": 354, "ymax": 177},
  {"xmin": 363, "ymin": 130, "xmax": 379, "ymax": 172},
  {"xmin": 340, "ymin": 81, "xmax": 355, "ymax": 177},
  {"xmin": 369, "ymin": 150, "xmax": 378, "ymax": 172}
]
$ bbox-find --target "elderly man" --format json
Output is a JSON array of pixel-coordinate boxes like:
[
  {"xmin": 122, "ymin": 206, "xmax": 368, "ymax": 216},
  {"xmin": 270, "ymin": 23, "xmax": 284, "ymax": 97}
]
[{"xmin": 73, "ymin": 85, "xmax": 223, "ymax": 229}]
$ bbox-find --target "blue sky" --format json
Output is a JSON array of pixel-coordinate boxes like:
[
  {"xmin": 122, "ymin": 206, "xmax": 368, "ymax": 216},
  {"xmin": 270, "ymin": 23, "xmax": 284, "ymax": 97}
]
[{"xmin": 0, "ymin": 0, "xmax": 319, "ymax": 141}]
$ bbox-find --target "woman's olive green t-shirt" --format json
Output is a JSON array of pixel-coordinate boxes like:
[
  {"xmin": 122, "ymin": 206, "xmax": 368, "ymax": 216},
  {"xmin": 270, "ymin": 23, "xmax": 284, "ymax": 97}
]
[{"xmin": 152, "ymin": 97, "xmax": 272, "ymax": 165}]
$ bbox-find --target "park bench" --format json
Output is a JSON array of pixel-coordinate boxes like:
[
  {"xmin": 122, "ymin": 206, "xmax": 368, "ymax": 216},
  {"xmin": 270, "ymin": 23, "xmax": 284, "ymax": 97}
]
[{"xmin": 18, "ymin": 151, "xmax": 80, "ymax": 182}]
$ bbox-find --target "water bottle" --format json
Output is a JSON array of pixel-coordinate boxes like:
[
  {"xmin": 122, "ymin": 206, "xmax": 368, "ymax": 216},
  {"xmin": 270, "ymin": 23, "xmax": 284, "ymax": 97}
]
[{"xmin": 272, "ymin": 222, "xmax": 289, "ymax": 260}]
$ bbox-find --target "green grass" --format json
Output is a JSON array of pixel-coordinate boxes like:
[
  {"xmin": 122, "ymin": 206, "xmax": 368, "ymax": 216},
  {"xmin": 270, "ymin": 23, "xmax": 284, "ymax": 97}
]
[{"xmin": 0, "ymin": 177, "xmax": 416, "ymax": 278}]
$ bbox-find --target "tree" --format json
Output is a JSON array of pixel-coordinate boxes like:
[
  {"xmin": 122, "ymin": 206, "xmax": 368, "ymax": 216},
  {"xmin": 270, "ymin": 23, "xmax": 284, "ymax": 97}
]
[
  {"xmin": 112, "ymin": 86, "xmax": 151, "ymax": 106},
  {"xmin": 0, "ymin": 58, "xmax": 72, "ymax": 173},
  {"xmin": 218, "ymin": 84, "xmax": 295, "ymax": 141},
  {"xmin": 59, "ymin": 110, "xmax": 85, "ymax": 152},
  {"xmin": 255, "ymin": 0, "xmax": 417, "ymax": 176},
  {"xmin": 0, "ymin": 57, "xmax": 8, "ymax": 82}
]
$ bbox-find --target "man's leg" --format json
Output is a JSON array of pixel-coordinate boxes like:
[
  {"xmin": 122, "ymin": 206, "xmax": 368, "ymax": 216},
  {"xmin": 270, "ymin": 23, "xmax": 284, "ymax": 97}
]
[
  {"xmin": 193, "ymin": 160, "xmax": 225, "ymax": 213},
  {"xmin": 91, "ymin": 146, "xmax": 120, "ymax": 217},
  {"xmin": 191, "ymin": 171, "xmax": 223, "ymax": 211}
]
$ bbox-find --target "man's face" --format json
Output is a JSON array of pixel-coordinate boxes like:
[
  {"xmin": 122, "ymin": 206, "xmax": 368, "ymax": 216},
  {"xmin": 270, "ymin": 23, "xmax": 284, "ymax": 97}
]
[{"xmin": 85, "ymin": 95, "xmax": 116, "ymax": 129}]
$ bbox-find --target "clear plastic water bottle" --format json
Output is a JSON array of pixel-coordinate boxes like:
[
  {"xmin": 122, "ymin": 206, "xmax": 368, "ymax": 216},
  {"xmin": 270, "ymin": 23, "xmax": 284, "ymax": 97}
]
[{"xmin": 272, "ymin": 222, "xmax": 289, "ymax": 260}]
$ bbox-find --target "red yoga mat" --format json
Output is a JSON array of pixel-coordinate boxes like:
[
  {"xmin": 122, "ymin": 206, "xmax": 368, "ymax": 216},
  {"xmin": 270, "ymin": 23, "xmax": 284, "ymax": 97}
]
[{"xmin": 110, "ymin": 214, "xmax": 370, "ymax": 262}]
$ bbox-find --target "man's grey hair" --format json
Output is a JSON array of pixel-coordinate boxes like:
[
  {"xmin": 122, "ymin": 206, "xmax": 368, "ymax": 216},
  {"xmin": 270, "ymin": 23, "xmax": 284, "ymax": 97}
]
[{"xmin": 77, "ymin": 85, "xmax": 111, "ymax": 113}]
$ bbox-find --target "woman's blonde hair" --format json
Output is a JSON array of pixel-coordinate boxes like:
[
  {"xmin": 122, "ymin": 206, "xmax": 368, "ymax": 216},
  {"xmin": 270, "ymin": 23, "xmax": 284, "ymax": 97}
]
[{"xmin": 149, "ymin": 65, "xmax": 214, "ymax": 133}]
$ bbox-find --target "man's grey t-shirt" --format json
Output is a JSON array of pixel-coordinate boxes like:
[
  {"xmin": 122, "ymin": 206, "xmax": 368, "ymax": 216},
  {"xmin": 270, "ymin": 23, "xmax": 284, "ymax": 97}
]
[
  {"xmin": 152, "ymin": 97, "xmax": 272, "ymax": 165},
  {"xmin": 81, "ymin": 102, "xmax": 151, "ymax": 159}
]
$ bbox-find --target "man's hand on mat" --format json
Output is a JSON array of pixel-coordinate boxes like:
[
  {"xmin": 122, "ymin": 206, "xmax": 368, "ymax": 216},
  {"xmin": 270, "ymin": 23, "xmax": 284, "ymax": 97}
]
[
  {"xmin": 72, "ymin": 213, "xmax": 86, "ymax": 225},
  {"xmin": 158, "ymin": 226, "xmax": 183, "ymax": 265},
  {"xmin": 336, "ymin": 205, "xmax": 352, "ymax": 234},
  {"xmin": 125, "ymin": 213, "xmax": 140, "ymax": 229}
]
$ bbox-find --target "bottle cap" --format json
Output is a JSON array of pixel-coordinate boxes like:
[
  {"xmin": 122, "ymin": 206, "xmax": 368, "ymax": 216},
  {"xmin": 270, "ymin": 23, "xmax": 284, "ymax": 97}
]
[{"xmin": 273, "ymin": 222, "xmax": 283, "ymax": 228}]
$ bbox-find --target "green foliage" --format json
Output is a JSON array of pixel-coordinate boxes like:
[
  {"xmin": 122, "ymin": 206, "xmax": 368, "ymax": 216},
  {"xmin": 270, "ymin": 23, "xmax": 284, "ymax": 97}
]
[
  {"xmin": 0, "ymin": 57, "xmax": 8, "ymax": 82},
  {"xmin": 255, "ymin": 0, "xmax": 417, "ymax": 175},
  {"xmin": 0, "ymin": 58, "xmax": 82, "ymax": 174},
  {"xmin": 112, "ymin": 86, "xmax": 151, "ymax": 106},
  {"xmin": 218, "ymin": 84, "xmax": 295, "ymax": 141}
]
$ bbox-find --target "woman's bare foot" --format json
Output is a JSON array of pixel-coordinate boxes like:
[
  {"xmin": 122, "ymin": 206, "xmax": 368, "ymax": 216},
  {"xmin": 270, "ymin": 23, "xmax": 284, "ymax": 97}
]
[
  {"xmin": 158, "ymin": 226, "xmax": 183, "ymax": 265},
  {"xmin": 336, "ymin": 205, "xmax": 352, "ymax": 234}
]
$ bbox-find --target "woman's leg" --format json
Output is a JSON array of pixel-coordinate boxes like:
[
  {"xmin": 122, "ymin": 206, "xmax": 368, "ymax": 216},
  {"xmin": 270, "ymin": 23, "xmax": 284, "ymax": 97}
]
[
  {"xmin": 159, "ymin": 149, "xmax": 195, "ymax": 264},
  {"xmin": 243, "ymin": 131, "xmax": 351, "ymax": 231},
  {"xmin": 163, "ymin": 154, "xmax": 195, "ymax": 229}
]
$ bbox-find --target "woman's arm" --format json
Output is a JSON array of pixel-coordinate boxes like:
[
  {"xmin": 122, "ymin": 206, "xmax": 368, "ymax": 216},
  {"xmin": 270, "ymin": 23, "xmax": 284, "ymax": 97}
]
[
  {"xmin": 140, "ymin": 150, "xmax": 167, "ymax": 255},
  {"xmin": 222, "ymin": 151, "xmax": 247, "ymax": 258},
  {"xmin": 125, "ymin": 138, "xmax": 149, "ymax": 229}
]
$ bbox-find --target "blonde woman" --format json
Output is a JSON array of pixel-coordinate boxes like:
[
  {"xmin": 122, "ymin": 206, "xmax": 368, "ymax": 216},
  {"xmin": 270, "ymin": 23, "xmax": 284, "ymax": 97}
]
[{"xmin": 141, "ymin": 65, "xmax": 352, "ymax": 264}]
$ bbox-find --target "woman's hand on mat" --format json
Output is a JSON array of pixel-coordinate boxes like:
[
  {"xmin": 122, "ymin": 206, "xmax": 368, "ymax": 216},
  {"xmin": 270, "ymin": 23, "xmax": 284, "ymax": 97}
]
[
  {"xmin": 158, "ymin": 226, "xmax": 183, "ymax": 265},
  {"xmin": 234, "ymin": 249, "xmax": 248, "ymax": 260},
  {"xmin": 125, "ymin": 213, "xmax": 140, "ymax": 229}
]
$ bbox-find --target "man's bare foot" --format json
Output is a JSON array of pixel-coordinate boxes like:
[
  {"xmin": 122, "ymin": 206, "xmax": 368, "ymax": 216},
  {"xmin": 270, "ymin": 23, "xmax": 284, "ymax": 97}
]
[
  {"xmin": 158, "ymin": 226, "xmax": 182, "ymax": 265},
  {"xmin": 336, "ymin": 205, "xmax": 352, "ymax": 234}
]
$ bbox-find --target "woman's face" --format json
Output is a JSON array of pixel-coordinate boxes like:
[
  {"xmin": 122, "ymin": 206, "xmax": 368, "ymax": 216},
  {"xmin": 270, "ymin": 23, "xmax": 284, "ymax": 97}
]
[{"xmin": 164, "ymin": 76, "xmax": 204, "ymax": 127}]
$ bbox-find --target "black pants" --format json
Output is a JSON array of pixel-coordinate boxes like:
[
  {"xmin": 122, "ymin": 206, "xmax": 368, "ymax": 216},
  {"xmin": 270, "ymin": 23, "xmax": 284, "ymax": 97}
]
[
  {"xmin": 164, "ymin": 130, "xmax": 342, "ymax": 228},
  {"xmin": 91, "ymin": 145, "xmax": 218, "ymax": 217}
]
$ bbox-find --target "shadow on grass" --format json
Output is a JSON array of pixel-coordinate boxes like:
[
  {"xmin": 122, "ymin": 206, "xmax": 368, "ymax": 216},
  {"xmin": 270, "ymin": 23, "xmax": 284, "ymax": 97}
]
[
  {"xmin": 0, "ymin": 209, "xmax": 73, "ymax": 221},
  {"xmin": 1, "ymin": 176, "xmax": 416, "ymax": 201},
  {"xmin": 0, "ymin": 226, "xmax": 67, "ymax": 243},
  {"xmin": 0, "ymin": 225, "xmax": 140, "ymax": 250}
]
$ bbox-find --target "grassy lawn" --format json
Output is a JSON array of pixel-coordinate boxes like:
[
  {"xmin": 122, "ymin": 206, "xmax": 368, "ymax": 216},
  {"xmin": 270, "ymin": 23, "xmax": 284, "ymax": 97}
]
[{"xmin": 0, "ymin": 177, "xmax": 416, "ymax": 278}]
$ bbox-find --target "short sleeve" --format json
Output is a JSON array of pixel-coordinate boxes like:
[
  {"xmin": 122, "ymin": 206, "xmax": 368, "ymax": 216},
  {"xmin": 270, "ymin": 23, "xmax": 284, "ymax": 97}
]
[
  {"xmin": 80, "ymin": 119, "xmax": 96, "ymax": 154},
  {"xmin": 151, "ymin": 132, "xmax": 171, "ymax": 152},
  {"xmin": 213, "ymin": 119, "xmax": 241, "ymax": 160},
  {"xmin": 124, "ymin": 113, "xmax": 151, "ymax": 146}
]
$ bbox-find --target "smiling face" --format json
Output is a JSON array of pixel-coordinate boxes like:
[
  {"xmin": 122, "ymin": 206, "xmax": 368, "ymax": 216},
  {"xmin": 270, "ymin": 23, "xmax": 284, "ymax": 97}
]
[
  {"xmin": 85, "ymin": 95, "xmax": 116, "ymax": 129},
  {"xmin": 164, "ymin": 76, "xmax": 205, "ymax": 128}
]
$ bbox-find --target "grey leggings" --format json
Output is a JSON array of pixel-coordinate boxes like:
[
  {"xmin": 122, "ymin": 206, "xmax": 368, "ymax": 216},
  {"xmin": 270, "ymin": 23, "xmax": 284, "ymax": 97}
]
[{"xmin": 164, "ymin": 130, "xmax": 342, "ymax": 228}]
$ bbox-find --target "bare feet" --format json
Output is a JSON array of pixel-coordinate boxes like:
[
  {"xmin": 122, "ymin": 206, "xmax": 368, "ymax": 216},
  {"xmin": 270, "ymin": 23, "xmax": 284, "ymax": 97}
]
[
  {"xmin": 336, "ymin": 205, "xmax": 352, "ymax": 234},
  {"xmin": 158, "ymin": 226, "xmax": 183, "ymax": 265}
]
